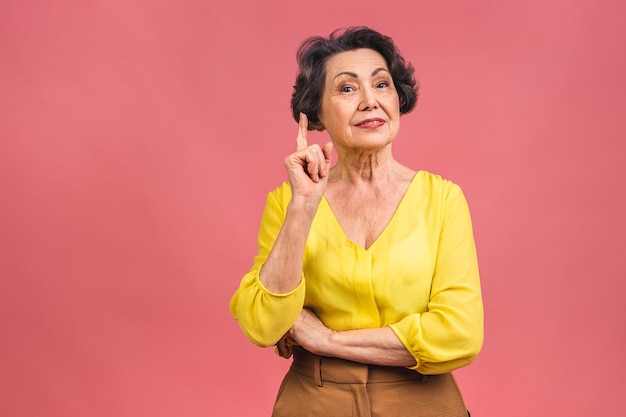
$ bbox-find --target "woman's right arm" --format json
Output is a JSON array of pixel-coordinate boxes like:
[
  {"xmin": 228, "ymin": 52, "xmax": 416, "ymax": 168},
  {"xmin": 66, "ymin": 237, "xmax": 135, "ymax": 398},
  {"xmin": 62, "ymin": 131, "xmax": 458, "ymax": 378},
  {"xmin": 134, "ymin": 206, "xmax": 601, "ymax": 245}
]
[
  {"xmin": 230, "ymin": 114, "xmax": 333, "ymax": 346},
  {"xmin": 261, "ymin": 113, "xmax": 333, "ymax": 293}
]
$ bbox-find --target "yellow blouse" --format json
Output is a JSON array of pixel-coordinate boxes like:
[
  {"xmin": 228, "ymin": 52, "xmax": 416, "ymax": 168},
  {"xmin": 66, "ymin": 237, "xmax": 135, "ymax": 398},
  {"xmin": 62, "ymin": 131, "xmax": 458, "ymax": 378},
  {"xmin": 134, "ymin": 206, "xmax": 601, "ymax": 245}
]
[{"xmin": 230, "ymin": 171, "xmax": 483, "ymax": 374}]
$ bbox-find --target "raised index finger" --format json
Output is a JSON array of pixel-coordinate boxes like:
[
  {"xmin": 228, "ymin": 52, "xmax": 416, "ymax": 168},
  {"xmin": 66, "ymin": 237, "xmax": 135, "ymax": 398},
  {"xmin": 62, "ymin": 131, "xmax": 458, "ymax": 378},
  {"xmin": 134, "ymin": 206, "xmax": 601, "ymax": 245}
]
[{"xmin": 296, "ymin": 112, "xmax": 308, "ymax": 151}]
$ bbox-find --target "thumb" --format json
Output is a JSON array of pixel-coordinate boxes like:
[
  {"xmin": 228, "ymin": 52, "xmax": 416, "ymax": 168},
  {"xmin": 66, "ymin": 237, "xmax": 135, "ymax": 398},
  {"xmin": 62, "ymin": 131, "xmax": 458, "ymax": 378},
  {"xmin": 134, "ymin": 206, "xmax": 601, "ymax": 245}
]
[{"xmin": 321, "ymin": 141, "xmax": 334, "ymax": 168}]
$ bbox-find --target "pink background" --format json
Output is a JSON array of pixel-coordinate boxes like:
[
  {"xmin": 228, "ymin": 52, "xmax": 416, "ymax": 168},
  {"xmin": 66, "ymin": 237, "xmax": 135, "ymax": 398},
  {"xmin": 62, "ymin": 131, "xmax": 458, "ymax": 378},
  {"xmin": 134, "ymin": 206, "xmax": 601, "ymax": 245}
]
[{"xmin": 2, "ymin": 0, "xmax": 625, "ymax": 416}]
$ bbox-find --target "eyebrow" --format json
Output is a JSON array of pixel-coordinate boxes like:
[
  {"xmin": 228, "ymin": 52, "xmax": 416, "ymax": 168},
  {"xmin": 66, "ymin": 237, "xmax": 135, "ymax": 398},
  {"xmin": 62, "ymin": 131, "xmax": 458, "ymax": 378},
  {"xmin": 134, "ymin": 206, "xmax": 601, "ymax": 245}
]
[{"xmin": 334, "ymin": 67, "xmax": 390, "ymax": 80}]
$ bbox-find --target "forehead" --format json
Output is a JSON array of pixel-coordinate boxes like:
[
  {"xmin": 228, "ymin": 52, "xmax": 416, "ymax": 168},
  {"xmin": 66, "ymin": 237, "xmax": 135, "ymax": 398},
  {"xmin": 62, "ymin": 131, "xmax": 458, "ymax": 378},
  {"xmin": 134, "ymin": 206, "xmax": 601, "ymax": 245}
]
[{"xmin": 325, "ymin": 48, "xmax": 389, "ymax": 77}]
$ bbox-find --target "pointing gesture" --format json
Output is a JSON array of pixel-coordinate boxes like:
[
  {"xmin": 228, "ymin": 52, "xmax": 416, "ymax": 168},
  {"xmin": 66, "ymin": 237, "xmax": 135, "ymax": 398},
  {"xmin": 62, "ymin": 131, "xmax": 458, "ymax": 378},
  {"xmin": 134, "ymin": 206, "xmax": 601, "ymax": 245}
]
[
  {"xmin": 285, "ymin": 113, "xmax": 333, "ymax": 203},
  {"xmin": 295, "ymin": 112, "xmax": 309, "ymax": 153}
]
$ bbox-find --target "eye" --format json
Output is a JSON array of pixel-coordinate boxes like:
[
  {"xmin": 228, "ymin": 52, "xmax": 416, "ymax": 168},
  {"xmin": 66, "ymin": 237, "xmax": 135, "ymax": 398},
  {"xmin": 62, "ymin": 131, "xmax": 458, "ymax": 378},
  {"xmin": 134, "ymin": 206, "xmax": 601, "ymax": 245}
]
[
  {"xmin": 376, "ymin": 81, "xmax": 390, "ymax": 88},
  {"xmin": 340, "ymin": 84, "xmax": 354, "ymax": 93}
]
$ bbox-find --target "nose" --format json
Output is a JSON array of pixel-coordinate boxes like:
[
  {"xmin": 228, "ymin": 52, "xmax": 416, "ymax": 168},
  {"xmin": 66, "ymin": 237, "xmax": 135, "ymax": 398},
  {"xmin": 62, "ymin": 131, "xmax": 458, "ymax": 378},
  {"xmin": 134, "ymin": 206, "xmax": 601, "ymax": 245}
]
[{"xmin": 358, "ymin": 86, "xmax": 379, "ymax": 111}]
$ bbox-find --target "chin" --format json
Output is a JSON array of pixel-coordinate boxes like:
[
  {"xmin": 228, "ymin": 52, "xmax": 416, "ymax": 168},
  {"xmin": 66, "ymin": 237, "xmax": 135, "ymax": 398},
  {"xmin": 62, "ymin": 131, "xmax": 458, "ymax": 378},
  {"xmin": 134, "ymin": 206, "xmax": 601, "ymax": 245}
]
[{"xmin": 355, "ymin": 132, "xmax": 395, "ymax": 147}]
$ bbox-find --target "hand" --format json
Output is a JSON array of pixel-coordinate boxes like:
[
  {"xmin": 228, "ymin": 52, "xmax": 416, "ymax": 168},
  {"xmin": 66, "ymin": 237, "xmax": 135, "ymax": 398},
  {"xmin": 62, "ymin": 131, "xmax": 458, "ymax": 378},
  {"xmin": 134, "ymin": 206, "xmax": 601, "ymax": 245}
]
[
  {"xmin": 275, "ymin": 333, "xmax": 294, "ymax": 359},
  {"xmin": 278, "ymin": 308, "xmax": 334, "ymax": 357},
  {"xmin": 284, "ymin": 113, "xmax": 333, "ymax": 205}
]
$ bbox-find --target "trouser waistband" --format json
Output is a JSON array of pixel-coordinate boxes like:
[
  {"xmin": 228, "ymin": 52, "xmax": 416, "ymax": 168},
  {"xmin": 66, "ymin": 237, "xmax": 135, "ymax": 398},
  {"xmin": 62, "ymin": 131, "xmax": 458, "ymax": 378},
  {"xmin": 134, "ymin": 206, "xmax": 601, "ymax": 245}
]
[{"xmin": 291, "ymin": 347, "xmax": 428, "ymax": 386}]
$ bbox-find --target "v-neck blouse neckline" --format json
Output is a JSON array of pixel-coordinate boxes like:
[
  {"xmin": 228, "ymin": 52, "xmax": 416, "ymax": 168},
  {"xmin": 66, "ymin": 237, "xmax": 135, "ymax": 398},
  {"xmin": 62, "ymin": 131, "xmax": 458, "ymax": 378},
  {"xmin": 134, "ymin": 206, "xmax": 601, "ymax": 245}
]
[{"xmin": 318, "ymin": 171, "xmax": 422, "ymax": 252}]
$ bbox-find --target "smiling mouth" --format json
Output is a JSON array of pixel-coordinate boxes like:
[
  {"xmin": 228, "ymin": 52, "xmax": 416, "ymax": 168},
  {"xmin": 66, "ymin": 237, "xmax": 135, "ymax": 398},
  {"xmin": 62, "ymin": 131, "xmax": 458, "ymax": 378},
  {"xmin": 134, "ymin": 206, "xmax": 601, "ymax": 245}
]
[{"xmin": 356, "ymin": 119, "xmax": 385, "ymax": 128}]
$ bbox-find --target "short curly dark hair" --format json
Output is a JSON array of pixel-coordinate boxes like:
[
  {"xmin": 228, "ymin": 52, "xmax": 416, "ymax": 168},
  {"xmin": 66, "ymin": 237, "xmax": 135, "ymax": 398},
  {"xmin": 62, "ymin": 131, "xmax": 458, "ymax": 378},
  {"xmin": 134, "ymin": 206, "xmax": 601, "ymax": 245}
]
[{"xmin": 291, "ymin": 26, "xmax": 419, "ymax": 131}]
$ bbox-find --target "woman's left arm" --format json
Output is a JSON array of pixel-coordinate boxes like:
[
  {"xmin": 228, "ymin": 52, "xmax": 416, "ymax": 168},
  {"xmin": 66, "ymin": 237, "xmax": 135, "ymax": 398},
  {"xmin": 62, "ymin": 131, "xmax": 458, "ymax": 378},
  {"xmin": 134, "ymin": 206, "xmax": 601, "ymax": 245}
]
[
  {"xmin": 388, "ymin": 183, "xmax": 484, "ymax": 374},
  {"xmin": 278, "ymin": 308, "xmax": 417, "ymax": 367}
]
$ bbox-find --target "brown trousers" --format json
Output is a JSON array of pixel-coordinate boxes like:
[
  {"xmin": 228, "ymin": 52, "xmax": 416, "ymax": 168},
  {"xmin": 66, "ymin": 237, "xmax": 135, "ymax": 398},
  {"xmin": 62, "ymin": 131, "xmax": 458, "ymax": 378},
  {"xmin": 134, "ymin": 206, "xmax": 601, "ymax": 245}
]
[{"xmin": 272, "ymin": 348, "xmax": 468, "ymax": 417}]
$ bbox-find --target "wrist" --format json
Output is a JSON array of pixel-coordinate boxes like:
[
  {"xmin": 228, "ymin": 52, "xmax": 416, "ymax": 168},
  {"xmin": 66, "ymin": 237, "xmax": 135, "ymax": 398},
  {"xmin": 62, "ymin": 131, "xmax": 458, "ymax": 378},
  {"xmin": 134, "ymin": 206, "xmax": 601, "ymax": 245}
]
[
  {"xmin": 287, "ymin": 196, "xmax": 320, "ymax": 217},
  {"xmin": 319, "ymin": 329, "xmax": 338, "ymax": 357}
]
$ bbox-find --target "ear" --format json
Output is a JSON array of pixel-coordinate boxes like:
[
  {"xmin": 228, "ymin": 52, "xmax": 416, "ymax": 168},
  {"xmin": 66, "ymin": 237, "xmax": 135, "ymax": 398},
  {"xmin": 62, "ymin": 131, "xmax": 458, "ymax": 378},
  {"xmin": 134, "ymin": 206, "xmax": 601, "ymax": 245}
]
[
  {"xmin": 307, "ymin": 119, "xmax": 326, "ymax": 132},
  {"xmin": 311, "ymin": 114, "xmax": 326, "ymax": 131}
]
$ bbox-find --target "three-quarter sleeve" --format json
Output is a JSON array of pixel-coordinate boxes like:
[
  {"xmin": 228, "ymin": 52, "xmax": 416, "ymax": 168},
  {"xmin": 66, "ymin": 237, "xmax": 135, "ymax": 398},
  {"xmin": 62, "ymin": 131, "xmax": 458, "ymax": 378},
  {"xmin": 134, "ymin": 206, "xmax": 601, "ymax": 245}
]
[
  {"xmin": 389, "ymin": 183, "xmax": 484, "ymax": 374},
  {"xmin": 229, "ymin": 184, "xmax": 306, "ymax": 347}
]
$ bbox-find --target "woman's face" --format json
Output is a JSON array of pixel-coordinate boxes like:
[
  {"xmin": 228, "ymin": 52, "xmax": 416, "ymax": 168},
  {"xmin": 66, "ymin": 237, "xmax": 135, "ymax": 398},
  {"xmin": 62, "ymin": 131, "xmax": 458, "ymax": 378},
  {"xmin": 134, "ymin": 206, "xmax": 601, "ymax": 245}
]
[{"xmin": 318, "ymin": 48, "xmax": 400, "ymax": 152}]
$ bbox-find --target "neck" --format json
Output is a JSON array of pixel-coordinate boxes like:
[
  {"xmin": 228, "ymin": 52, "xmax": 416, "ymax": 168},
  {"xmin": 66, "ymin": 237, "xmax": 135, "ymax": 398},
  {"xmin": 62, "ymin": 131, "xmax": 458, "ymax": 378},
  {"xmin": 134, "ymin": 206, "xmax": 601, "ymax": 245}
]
[
  {"xmin": 329, "ymin": 144, "xmax": 399, "ymax": 184},
  {"xmin": 328, "ymin": 145, "xmax": 415, "ymax": 187}
]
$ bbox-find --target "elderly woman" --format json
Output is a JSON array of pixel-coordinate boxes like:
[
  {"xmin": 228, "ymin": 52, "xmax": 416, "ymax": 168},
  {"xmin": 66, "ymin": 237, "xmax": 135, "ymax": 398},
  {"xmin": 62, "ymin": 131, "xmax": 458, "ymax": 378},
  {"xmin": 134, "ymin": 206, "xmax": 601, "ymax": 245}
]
[{"xmin": 230, "ymin": 27, "xmax": 483, "ymax": 417}]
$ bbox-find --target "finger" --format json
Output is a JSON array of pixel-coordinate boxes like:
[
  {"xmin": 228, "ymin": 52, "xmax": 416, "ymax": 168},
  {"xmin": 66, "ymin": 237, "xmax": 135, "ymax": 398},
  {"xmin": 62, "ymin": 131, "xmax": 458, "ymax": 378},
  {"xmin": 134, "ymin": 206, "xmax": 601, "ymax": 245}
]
[
  {"xmin": 308, "ymin": 144, "xmax": 332, "ymax": 180},
  {"xmin": 305, "ymin": 159, "xmax": 319, "ymax": 183},
  {"xmin": 276, "ymin": 336, "xmax": 288, "ymax": 358},
  {"xmin": 304, "ymin": 146, "xmax": 325, "ymax": 183},
  {"xmin": 296, "ymin": 112, "xmax": 308, "ymax": 151}
]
